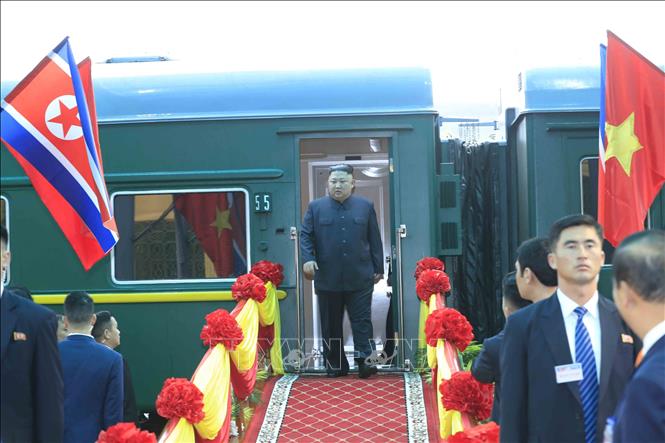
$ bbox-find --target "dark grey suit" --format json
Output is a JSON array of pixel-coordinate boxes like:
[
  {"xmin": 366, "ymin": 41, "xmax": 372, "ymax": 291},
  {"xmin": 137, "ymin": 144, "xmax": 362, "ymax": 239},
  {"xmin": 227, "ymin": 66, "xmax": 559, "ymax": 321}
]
[
  {"xmin": 500, "ymin": 294, "xmax": 637, "ymax": 443},
  {"xmin": 472, "ymin": 330, "xmax": 503, "ymax": 423},
  {"xmin": 300, "ymin": 194, "xmax": 383, "ymax": 370}
]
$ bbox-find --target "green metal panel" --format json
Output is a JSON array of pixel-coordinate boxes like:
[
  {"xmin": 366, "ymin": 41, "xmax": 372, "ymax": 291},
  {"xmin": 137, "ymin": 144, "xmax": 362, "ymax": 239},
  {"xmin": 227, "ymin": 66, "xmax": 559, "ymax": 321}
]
[{"xmin": 436, "ymin": 161, "xmax": 462, "ymax": 256}]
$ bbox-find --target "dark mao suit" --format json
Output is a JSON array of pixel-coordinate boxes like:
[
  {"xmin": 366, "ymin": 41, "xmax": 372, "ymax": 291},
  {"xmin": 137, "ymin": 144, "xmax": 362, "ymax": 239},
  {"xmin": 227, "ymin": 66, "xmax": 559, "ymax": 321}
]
[
  {"xmin": 612, "ymin": 335, "xmax": 665, "ymax": 443},
  {"xmin": 471, "ymin": 330, "xmax": 504, "ymax": 423},
  {"xmin": 500, "ymin": 294, "xmax": 637, "ymax": 443},
  {"xmin": 301, "ymin": 194, "xmax": 383, "ymax": 370},
  {"xmin": 1, "ymin": 289, "xmax": 64, "ymax": 443},
  {"xmin": 59, "ymin": 335, "xmax": 124, "ymax": 443}
]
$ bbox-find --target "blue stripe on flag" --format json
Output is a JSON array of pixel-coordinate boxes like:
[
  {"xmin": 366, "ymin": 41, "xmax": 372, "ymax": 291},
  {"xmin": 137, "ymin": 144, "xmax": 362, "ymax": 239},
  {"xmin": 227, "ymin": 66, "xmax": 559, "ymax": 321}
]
[{"xmin": 0, "ymin": 109, "xmax": 117, "ymax": 252}]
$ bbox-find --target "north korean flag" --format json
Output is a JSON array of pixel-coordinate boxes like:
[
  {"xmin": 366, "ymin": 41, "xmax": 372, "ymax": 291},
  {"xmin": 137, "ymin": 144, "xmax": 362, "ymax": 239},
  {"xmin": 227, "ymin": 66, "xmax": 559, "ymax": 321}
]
[{"xmin": 0, "ymin": 37, "xmax": 118, "ymax": 270}]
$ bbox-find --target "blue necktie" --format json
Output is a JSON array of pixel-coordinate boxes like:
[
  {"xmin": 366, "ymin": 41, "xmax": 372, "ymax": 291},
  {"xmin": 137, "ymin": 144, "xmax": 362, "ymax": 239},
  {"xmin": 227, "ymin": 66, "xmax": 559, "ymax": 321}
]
[{"xmin": 574, "ymin": 306, "xmax": 599, "ymax": 443}]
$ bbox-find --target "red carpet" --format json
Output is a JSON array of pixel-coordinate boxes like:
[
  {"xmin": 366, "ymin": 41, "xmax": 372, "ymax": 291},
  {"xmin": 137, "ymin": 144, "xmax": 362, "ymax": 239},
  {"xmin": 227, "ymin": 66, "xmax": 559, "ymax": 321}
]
[{"xmin": 254, "ymin": 373, "xmax": 430, "ymax": 442}]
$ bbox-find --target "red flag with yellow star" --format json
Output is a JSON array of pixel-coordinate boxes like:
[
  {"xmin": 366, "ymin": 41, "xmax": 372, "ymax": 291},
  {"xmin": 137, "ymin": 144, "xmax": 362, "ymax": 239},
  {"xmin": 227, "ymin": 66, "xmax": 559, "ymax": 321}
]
[
  {"xmin": 174, "ymin": 192, "xmax": 234, "ymax": 277},
  {"xmin": 599, "ymin": 31, "xmax": 665, "ymax": 246}
]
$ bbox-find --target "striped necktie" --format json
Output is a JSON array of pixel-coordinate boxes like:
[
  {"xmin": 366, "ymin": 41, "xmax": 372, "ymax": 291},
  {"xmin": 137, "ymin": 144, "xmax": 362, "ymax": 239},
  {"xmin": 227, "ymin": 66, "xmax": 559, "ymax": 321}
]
[{"xmin": 574, "ymin": 306, "xmax": 599, "ymax": 443}]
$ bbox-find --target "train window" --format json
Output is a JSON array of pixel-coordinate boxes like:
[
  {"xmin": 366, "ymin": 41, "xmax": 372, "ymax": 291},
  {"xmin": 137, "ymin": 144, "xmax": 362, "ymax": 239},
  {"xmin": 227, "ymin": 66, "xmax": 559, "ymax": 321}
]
[
  {"xmin": 111, "ymin": 189, "xmax": 249, "ymax": 283},
  {"xmin": 1, "ymin": 195, "xmax": 8, "ymax": 285}
]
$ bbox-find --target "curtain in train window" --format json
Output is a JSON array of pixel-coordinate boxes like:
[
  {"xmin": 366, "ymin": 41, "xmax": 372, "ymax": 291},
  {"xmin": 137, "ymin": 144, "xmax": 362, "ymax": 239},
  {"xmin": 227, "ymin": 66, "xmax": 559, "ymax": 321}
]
[{"xmin": 112, "ymin": 190, "xmax": 248, "ymax": 282}]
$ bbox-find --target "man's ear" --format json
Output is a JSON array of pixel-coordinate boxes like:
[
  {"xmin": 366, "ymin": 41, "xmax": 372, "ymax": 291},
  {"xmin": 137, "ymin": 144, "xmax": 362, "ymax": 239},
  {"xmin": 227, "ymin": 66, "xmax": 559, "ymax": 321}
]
[
  {"xmin": 90, "ymin": 313, "xmax": 97, "ymax": 326},
  {"xmin": 547, "ymin": 252, "xmax": 557, "ymax": 270}
]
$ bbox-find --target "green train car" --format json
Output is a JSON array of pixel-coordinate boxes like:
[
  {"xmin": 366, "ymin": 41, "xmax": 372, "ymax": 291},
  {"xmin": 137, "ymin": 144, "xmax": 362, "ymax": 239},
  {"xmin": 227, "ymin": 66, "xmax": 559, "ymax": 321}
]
[{"xmin": 1, "ymin": 63, "xmax": 663, "ymax": 417}]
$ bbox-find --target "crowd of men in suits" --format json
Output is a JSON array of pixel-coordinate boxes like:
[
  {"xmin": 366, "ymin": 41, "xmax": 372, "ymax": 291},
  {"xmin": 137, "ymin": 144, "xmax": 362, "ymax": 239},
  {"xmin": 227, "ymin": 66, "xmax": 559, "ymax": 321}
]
[
  {"xmin": 1, "ymin": 224, "xmax": 137, "ymax": 443},
  {"xmin": 472, "ymin": 214, "xmax": 665, "ymax": 443}
]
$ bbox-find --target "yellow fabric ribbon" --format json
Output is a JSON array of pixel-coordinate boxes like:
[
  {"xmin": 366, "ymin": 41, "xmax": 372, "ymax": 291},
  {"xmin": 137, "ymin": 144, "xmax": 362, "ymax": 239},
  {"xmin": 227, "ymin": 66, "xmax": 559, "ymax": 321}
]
[
  {"xmin": 191, "ymin": 344, "xmax": 231, "ymax": 440},
  {"xmin": 257, "ymin": 283, "xmax": 284, "ymax": 374},
  {"xmin": 230, "ymin": 299, "xmax": 259, "ymax": 372},
  {"xmin": 158, "ymin": 417, "xmax": 195, "ymax": 443}
]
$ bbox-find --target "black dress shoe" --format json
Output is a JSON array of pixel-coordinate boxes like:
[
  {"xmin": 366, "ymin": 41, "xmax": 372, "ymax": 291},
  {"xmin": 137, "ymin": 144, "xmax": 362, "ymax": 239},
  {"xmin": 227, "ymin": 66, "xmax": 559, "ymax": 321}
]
[
  {"xmin": 326, "ymin": 370, "xmax": 348, "ymax": 378},
  {"xmin": 357, "ymin": 363, "xmax": 378, "ymax": 379}
]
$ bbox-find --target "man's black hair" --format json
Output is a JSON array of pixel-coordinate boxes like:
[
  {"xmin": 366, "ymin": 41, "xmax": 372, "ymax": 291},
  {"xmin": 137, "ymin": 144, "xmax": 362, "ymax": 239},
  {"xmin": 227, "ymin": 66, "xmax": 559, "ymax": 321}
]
[
  {"xmin": 91, "ymin": 310, "xmax": 113, "ymax": 340},
  {"xmin": 613, "ymin": 229, "xmax": 665, "ymax": 303},
  {"xmin": 63, "ymin": 291, "xmax": 94, "ymax": 325},
  {"xmin": 328, "ymin": 164, "xmax": 354, "ymax": 175},
  {"xmin": 516, "ymin": 237, "xmax": 558, "ymax": 287},
  {"xmin": 548, "ymin": 214, "xmax": 603, "ymax": 250},
  {"xmin": 503, "ymin": 271, "xmax": 531, "ymax": 310}
]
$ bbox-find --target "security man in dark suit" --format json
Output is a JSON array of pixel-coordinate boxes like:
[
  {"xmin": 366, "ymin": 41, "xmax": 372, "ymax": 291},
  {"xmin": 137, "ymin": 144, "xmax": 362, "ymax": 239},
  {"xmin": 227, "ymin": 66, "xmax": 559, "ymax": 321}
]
[
  {"xmin": 609, "ymin": 229, "xmax": 665, "ymax": 443},
  {"xmin": 1, "ymin": 224, "xmax": 64, "ymax": 443},
  {"xmin": 500, "ymin": 214, "xmax": 638, "ymax": 443},
  {"xmin": 300, "ymin": 164, "xmax": 384, "ymax": 378},
  {"xmin": 471, "ymin": 271, "xmax": 531, "ymax": 422}
]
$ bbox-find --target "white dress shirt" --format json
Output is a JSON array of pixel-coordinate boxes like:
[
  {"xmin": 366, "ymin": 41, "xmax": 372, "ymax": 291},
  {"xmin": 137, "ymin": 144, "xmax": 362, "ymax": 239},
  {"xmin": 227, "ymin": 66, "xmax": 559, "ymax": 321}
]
[
  {"xmin": 557, "ymin": 289, "xmax": 602, "ymax": 382},
  {"xmin": 641, "ymin": 320, "xmax": 665, "ymax": 357}
]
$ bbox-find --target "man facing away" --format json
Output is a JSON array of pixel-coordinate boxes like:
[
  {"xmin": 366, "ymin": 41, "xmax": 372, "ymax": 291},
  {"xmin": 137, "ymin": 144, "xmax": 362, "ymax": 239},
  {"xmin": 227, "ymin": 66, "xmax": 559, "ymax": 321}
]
[
  {"xmin": 608, "ymin": 230, "xmax": 665, "ymax": 443},
  {"xmin": 471, "ymin": 271, "xmax": 531, "ymax": 423},
  {"xmin": 91, "ymin": 310, "xmax": 139, "ymax": 424},
  {"xmin": 60, "ymin": 292, "xmax": 123, "ymax": 443},
  {"xmin": 514, "ymin": 237, "xmax": 558, "ymax": 303},
  {"xmin": 500, "ymin": 214, "xmax": 638, "ymax": 443},
  {"xmin": 300, "ymin": 164, "xmax": 384, "ymax": 378},
  {"xmin": 1, "ymin": 224, "xmax": 64, "ymax": 443}
]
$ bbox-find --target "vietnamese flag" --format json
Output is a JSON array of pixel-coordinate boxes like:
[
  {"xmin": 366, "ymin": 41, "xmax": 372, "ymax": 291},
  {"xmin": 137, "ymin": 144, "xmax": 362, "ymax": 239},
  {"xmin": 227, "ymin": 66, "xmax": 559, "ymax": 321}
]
[
  {"xmin": 598, "ymin": 31, "xmax": 665, "ymax": 247},
  {"xmin": 174, "ymin": 192, "xmax": 234, "ymax": 277}
]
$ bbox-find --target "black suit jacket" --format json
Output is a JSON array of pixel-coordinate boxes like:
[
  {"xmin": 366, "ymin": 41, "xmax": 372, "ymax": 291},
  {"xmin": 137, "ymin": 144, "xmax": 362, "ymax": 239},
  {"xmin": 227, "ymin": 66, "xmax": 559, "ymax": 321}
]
[
  {"xmin": 300, "ymin": 195, "xmax": 383, "ymax": 291},
  {"xmin": 612, "ymin": 335, "xmax": 665, "ymax": 443},
  {"xmin": 500, "ymin": 294, "xmax": 637, "ymax": 443},
  {"xmin": 472, "ymin": 330, "xmax": 503, "ymax": 422},
  {"xmin": 1, "ymin": 290, "xmax": 64, "ymax": 443}
]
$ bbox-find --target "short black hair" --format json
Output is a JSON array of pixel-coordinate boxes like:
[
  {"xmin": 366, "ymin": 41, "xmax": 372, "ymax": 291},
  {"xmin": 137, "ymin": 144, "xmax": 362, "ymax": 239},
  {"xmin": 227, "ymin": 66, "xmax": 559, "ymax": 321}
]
[
  {"xmin": 328, "ymin": 164, "xmax": 354, "ymax": 175},
  {"xmin": 516, "ymin": 237, "xmax": 558, "ymax": 287},
  {"xmin": 91, "ymin": 311, "xmax": 113, "ymax": 340},
  {"xmin": 613, "ymin": 230, "xmax": 665, "ymax": 303},
  {"xmin": 0, "ymin": 224, "xmax": 7, "ymax": 247},
  {"xmin": 8, "ymin": 285, "xmax": 32, "ymax": 301},
  {"xmin": 502, "ymin": 271, "xmax": 531, "ymax": 310},
  {"xmin": 549, "ymin": 214, "xmax": 603, "ymax": 250},
  {"xmin": 63, "ymin": 291, "xmax": 94, "ymax": 325}
]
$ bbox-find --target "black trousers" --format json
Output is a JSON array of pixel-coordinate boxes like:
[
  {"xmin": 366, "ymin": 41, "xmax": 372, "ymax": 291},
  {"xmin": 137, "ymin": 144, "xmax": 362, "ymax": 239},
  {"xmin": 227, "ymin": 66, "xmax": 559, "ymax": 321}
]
[{"xmin": 317, "ymin": 286, "xmax": 375, "ymax": 371}]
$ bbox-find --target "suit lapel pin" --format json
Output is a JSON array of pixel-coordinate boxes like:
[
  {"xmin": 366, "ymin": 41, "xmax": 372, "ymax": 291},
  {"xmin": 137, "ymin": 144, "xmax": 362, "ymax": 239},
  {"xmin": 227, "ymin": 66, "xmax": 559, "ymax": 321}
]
[
  {"xmin": 13, "ymin": 331, "xmax": 28, "ymax": 341},
  {"xmin": 621, "ymin": 333, "xmax": 633, "ymax": 344}
]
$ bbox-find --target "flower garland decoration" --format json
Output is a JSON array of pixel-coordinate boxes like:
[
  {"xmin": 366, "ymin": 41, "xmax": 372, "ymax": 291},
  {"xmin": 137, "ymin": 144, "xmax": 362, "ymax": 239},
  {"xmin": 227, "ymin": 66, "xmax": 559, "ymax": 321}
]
[
  {"xmin": 414, "ymin": 256, "xmax": 445, "ymax": 280},
  {"xmin": 155, "ymin": 378, "xmax": 205, "ymax": 424},
  {"xmin": 440, "ymin": 371, "xmax": 494, "ymax": 423},
  {"xmin": 424, "ymin": 307, "xmax": 474, "ymax": 351},
  {"xmin": 96, "ymin": 422, "xmax": 156, "ymax": 443},
  {"xmin": 200, "ymin": 309, "xmax": 244, "ymax": 350},
  {"xmin": 416, "ymin": 269, "xmax": 451, "ymax": 301},
  {"xmin": 444, "ymin": 422, "xmax": 500, "ymax": 443},
  {"xmin": 231, "ymin": 273, "xmax": 267, "ymax": 303},
  {"xmin": 251, "ymin": 260, "xmax": 284, "ymax": 287}
]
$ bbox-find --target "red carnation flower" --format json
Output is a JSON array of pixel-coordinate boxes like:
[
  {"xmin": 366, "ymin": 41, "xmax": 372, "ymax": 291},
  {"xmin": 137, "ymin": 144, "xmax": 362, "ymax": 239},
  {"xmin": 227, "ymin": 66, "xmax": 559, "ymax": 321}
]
[
  {"xmin": 440, "ymin": 372, "xmax": 494, "ymax": 423},
  {"xmin": 155, "ymin": 378, "xmax": 205, "ymax": 424},
  {"xmin": 200, "ymin": 309, "xmax": 244, "ymax": 350},
  {"xmin": 424, "ymin": 307, "xmax": 473, "ymax": 351},
  {"xmin": 444, "ymin": 421, "xmax": 500, "ymax": 442},
  {"xmin": 251, "ymin": 260, "xmax": 284, "ymax": 287},
  {"xmin": 414, "ymin": 257, "xmax": 445, "ymax": 280},
  {"xmin": 96, "ymin": 422, "xmax": 156, "ymax": 443},
  {"xmin": 416, "ymin": 269, "xmax": 451, "ymax": 302},
  {"xmin": 231, "ymin": 273, "xmax": 267, "ymax": 302}
]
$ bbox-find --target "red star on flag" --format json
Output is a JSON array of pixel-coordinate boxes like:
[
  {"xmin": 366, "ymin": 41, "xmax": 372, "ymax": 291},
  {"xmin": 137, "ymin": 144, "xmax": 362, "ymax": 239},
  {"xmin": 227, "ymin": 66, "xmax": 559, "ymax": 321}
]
[{"xmin": 48, "ymin": 99, "xmax": 80, "ymax": 137}]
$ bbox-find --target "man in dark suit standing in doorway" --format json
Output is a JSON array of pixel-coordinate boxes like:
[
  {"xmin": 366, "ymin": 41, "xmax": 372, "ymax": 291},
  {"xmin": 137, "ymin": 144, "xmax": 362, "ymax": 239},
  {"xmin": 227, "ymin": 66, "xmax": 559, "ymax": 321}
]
[
  {"xmin": 500, "ymin": 214, "xmax": 637, "ymax": 443},
  {"xmin": 1, "ymin": 224, "xmax": 64, "ymax": 443},
  {"xmin": 609, "ymin": 230, "xmax": 665, "ymax": 443},
  {"xmin": 301, "ymin": 164, "xmax": 384, "ymax": 378}
]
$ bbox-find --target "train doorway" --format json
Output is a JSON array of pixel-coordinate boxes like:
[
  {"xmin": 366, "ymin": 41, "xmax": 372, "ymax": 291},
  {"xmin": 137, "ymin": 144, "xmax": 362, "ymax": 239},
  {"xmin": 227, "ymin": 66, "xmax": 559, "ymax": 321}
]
[{"xmin": 297, "ymin": 136, "xmax": 397, "ymax": 372}]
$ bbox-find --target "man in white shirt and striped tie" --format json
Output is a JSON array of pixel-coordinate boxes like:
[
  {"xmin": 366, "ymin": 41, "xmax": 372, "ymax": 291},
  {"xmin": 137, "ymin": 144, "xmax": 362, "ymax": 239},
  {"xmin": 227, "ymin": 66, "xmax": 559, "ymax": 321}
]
[{"xmin": 500, "ymin": 214, "xmax": 639, "ymax": 443}]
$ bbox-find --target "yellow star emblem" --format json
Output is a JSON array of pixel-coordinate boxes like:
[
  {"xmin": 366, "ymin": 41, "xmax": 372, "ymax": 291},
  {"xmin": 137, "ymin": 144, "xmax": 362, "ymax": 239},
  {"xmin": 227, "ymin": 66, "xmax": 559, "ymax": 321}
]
[
  {"xmin": 604, "ymin": 112, "xmax": 643, "ymax": 176},
  {"xmin": 210, "ymin": 207, "xmax": 232, "ymax": 237}
]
